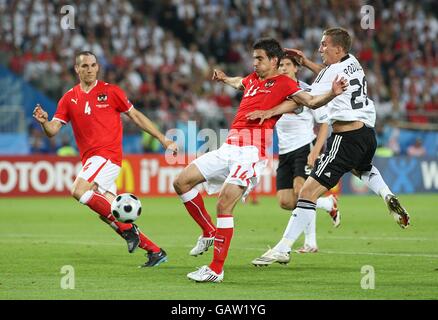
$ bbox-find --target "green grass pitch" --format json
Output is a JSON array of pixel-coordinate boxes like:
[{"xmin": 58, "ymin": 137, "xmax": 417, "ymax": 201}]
[{"xmin": 0, "ymin": 194, "xmax": 437, "ymax": 300}]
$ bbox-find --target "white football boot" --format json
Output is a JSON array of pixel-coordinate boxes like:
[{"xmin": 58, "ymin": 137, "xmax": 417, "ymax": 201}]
[
  {"xmin": 187, "ymin": 265, "xmax": 224, "ymax": 283},
  {"xmin": 189, "ymin": 235, "xmax": 215, "ymax": 256},
  {"xmin": 251, "ymin": 247, "xmax": 290, "ymax": 266}
]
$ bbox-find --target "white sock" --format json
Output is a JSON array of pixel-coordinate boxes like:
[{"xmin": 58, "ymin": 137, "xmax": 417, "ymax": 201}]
[
  {"xmin": 304, "ymin": 211, "xmax": 317, "ymax": 248},
  {"xmin": 179, "ymin": 189, "xmax": 199, "ymax": 203},
  {"xmin": 274, "ymin": 200, "xmax": 316, "ymax": 253},
  {"xmin": 304, "ymin": 214, "xmax": 317, "ymax": 248},
  {"xmin": 79, "ymin": 190, "xmax": 93, "ymax": 204},
  {"xmin": 316, "ymin": 196, "xmax": 333, "ymax": 212},
  {"xmin": 360, "ymin": 166, "xmax": 393, "ymax": 200}
]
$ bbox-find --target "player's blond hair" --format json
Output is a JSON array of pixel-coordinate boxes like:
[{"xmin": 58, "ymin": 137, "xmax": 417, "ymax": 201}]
[{"xmin": 323, "ymin": 28, "xmax": 352, "ymax": 53}]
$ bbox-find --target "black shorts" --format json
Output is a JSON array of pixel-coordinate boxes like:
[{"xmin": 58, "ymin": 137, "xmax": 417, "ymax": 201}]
[
  {"xmin": 310, "ymin": 125, "xmax": 376, "ymax": 190},
  {"xmin": 276, "ymin": 143, "xmax": 312, "ymax": 191}
]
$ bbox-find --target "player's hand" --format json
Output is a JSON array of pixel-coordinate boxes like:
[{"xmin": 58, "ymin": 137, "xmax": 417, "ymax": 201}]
[
  {"xmin": 307, "ymin": 150, "xmax": 319, "ymax": 169},
  {"xmin": 33, "ymin": 104, "xmax": 48, "ymax": 124},
  {"xmin": 283, "ymin": 48, "xmax": 305, "ymax": 65},
  {"xmin": 212, "ymin": 69, "xmax": 227, "ymax": 82},
  {"xmin": 332, "ymin": 75, "xmax": 348, "ymax": 96},
  {"xmin": 164, "ymin": 140, "xmax": 178, "ymax": 156},
  {"xmin": 246, "ymin": 110, "xmax": 273, "ymax": 125}
]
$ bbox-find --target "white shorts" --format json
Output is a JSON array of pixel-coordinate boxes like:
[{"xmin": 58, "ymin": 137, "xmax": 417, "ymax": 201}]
[
  {"xmin": 77, "ymin": 156, "xmax": 120, "ymax": 195},
  {"xmin": 192, "ymin": 143, "xmax": 268, "ymax": 201}
]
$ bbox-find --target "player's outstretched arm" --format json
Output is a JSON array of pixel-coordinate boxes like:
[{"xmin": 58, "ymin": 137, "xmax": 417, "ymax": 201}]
[
  {"xmin": 291, "ymin": 75, "xmax": 348, "ymax": 109},
  {"xmin": 246, "ymin": 100, "xmax": 301, "ymax": 124},
  {"xmin": 307, "ymin": 123, "xmax": 329, "ymax": 168},
  {"xmin": 32, "ymin": 104, "xmax": 63, "ymax": 138},
  {"xmin": 212, "ymin": 69, "xmax": 244, "ymax": 90},
  {"xmin": 126, "ymin": 107, "xmax": 178, "ymax": 154},
  {"xmin": 284, "ymin": 48, "xmax": 325, "ymax": 75}
]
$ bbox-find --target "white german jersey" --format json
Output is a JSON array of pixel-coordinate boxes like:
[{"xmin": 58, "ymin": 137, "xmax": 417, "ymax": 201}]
[
  {"xmin": 276, "ymin": 81, "xmax": 329, "ymax": 155},
  {"xmin": 308, "ymin": 54, "xmax": 376, "ymax": 127}
]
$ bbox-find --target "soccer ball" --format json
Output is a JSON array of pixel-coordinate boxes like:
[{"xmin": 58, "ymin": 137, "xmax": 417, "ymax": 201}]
[{"xmin": 111, "ymin": 193, "xmax": 142, "ymax": 223}]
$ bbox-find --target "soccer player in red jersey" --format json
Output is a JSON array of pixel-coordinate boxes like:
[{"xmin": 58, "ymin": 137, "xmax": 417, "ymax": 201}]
[
  {"xmin": 173, "ymin": 38, "xmax": 348, "ymax": 282},
  {"xmin": 33, "ymin": 51, "xmax": 178, "ymax": 267}
]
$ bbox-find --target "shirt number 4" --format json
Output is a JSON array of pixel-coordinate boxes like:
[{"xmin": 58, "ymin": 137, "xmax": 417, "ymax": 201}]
[{"xmin": 84, "ymin": 101, "xmax": 91, "ymax": 115}]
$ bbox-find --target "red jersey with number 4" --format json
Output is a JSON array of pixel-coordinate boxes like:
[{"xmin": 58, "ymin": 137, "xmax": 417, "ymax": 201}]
[
  {"xmin": 226, "ymin": 72, "xmax": 302, "ymax": 157},
  {"xmin": 53, "ymin": 80, "xmax": 133, "ymax": 166}
]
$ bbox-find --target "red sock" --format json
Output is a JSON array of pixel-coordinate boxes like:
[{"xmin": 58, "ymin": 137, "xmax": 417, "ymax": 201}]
[
  {"xmin": 85, "ymin": 192, "xmax": 132, "ymax": 232},
  {"xmin": 138, "ymin": 231, "xmax": 160, "ymax": 253},
  {"xmin": 181, "ymin": 191, "xmax": 216, "ymax": 237},
  {"xmin": 209, "ymin": 214, "xmax": 234, "ymax": 274}
]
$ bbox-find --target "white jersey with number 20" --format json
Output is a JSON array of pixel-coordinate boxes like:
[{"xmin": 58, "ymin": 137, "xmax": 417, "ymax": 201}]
[{"xmin": 308, "ymin": 54, "xmax": 376, "ymax": 128}]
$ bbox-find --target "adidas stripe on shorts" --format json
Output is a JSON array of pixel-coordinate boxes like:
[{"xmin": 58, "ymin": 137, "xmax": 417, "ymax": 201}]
[{"xmin": 310, "ymin": 124, "xmax": 377, "ymax": 190}]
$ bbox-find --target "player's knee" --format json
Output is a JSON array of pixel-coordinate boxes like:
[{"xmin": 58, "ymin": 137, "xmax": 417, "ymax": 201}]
[
  {"xmin": 216, "ymin": 200, "xmax": 225, "ymax": 214},
  {"xmin": 70, "ymin": 181, "xmax": 92, "ymax": 201},
  {"xmin": 70, "ymin": 185, "xmax": 84, "ymax": 200},
  {"xmin": 279, "ymin": 197, "xmax": 296, "ymax": 210},
  {"xmin": 216, "ymin": 196, "xmax": 233, "ymax": 214},
  {"xmin": 277, "ymin": 191, "xmax": 296, "ymax": 210},
  {"xmin": 173, "ymin": 175, "xmax": 186, "ymax": 195}
]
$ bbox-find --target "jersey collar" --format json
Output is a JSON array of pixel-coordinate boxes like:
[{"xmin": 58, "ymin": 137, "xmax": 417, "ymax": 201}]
[
  {"xmin": 79, "ymin": 80, "xmax": 98, "ymax": 94},
  {"xmin": 340, "ymin": 54, "xmax": 350, "ymax": 62}
]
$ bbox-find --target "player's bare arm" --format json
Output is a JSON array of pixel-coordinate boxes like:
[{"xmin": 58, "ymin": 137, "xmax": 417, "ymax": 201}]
[
  {"xmin": 212, "ymin": 69, "xmax": 244, "ymax": 90},
  {"xmin": 284, "ymin": 48, "xmax": 325, "ymax": 75},
  {"xmin": 126, "ymin": 107, "xmax": 178, "ymax": 154},
  {"xmin": 32, "ymin": 104, "xmax": 63, "ymax": 138},
  {"xmin": 292, "ymin": 75, "xmax": 348, "ymax": 109},
  {"xmin": 246, "ymin": 99, "xmax": 301, "ymax": 124},
  {"xmin": 307, "ymin": 123, "xmax": 329, "ymax": 168}
]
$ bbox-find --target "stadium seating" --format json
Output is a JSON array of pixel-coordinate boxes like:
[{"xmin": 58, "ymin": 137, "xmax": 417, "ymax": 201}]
[{"xmin": 0, "ymin": 0, "xmax": 437, "ymax": 156}]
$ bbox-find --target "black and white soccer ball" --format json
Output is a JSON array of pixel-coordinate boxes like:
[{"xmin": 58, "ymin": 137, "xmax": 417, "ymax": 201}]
[{"xmin": 111, "ymin": 193, "xmax": 142, "ymax": 223}]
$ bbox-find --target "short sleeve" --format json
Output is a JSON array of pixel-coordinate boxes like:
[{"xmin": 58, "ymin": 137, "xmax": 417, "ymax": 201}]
[
  {"xmin": 53, "ymin": 94, "xmax": 70, "ymax": 124},
  {"xmin": 311, "ymin": 107, "xmax": 330, "ymax": 124},
  {"xmin": 112, "ymin": 85, "xmax": 134, "ymax": 113},
  {"xmin": 285, "ymin": 78, "xmax": 303, "ymax": 100},
  {"xmin": 241, "ymin": 73, "xmax": 255, "ymax": 89}
]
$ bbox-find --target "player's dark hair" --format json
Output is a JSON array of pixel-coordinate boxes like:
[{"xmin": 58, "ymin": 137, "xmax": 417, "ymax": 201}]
[
  {"xmin": 281, "ymin": 54, "xmax": 301, "ymax": 67},
  {"xmin": 323, "ymin": 27, "xmax": 352, "ymax": 53},
  {"xmin": 253, "ymin": 38, "xmax": 284, "ymax": 68},
  {"xmin": 75, "ymin": 51, "xmax": 97, "ymax": 65}
]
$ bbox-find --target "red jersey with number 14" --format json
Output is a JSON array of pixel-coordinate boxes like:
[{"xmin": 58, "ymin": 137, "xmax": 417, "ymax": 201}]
[
  {"xmin": 53, "ymin": 80, "xmax": 133, "ymax": 166},
  {"xmin": 226, "ymin": 72, "xmax": 302, "ymax": 157}
]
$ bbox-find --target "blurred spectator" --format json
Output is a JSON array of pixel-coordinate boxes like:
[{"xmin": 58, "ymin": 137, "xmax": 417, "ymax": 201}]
[
  {"xmin": 375, "ymin": 119, "xmax": 395, "ymax": 157},
  {"xmin": 28, "ymin": 124, "xmax": 53, "ymax": 154},
  {"xmin": 1, "ymin": 0, "xmax": 437, "ymax": 154},
  {"xmin": 142, "ymin": 120, "xmax": 162, "ymax": 153},
  {"xmin": 407, "ymin": 138, "xmax": 427, "ymax": 157},
  {"xmin": 57, "ymin": 135, "xmax": 78, "ymax": 156}
]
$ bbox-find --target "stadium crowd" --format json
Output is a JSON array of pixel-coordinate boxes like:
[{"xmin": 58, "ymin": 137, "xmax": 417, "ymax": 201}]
[{"xmin": 0, "ymin": 0, "xmax": 437, "ymax": 155}]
